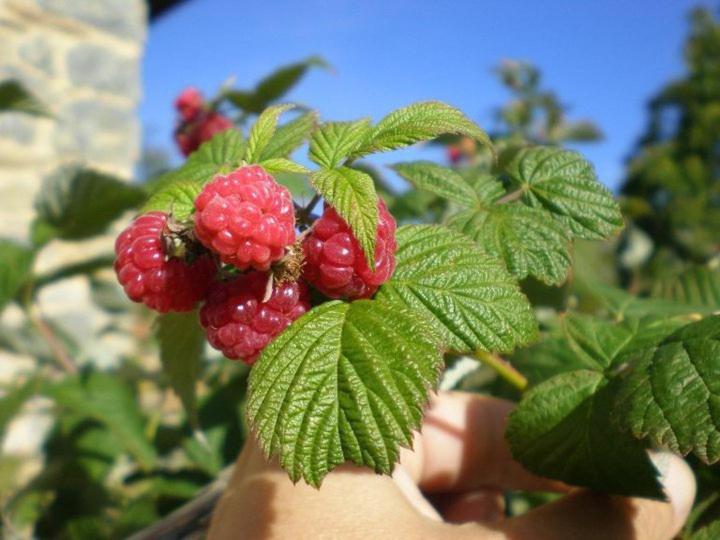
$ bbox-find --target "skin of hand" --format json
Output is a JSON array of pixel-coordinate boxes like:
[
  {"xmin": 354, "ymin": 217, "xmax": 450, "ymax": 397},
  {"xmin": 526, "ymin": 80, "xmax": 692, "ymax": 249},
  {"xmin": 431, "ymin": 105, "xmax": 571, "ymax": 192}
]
[{"xmin": 208, "ymin": 392, "xmax": 696, "ymax": 540}]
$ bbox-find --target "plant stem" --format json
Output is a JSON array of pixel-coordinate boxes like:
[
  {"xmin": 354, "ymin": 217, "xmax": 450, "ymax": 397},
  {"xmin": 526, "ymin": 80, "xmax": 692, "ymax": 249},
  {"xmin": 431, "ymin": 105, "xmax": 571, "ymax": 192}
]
[
  {"xmin": 495, "ymin": 187, "xmax": 525, "ymax": 205},
  {"xmin": 473, "ymin": 350, "xmax": 527, "ymax": 392},
  {"xmin": 305, "ymin": 194, "xmax": 321, "ymax": 214},
  {"xmin": 32, "ymin": 254, "xmax": 115, "ymax": 292},
  {"xmin": 27, "ymin": 307, "xmax": 77, "ymax": 375},
  {"xmin": 295, "ymin": 194, "xmax": 322, "ymax": 227}
]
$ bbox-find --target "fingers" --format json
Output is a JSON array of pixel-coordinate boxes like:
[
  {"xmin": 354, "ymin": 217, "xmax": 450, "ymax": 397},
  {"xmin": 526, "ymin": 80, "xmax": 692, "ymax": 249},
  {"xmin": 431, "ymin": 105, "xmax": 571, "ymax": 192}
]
[
  {"xmin": 430, "ymin": 489, "xmax": 505, "ymax": 525},
  {"xmin": 401, "ymin": 392, "xmax": 568, "ymax": 493},
  {"xmin": 210, "ymin": 394, "xmax": 695, "ymax": 540},
  {"xmin": 500, "ymin": 452, "xmax": 696, "ymax": 540},
  {"xmin": 208, "ymin": 436, "xmax": 452, "ymax": 540}
]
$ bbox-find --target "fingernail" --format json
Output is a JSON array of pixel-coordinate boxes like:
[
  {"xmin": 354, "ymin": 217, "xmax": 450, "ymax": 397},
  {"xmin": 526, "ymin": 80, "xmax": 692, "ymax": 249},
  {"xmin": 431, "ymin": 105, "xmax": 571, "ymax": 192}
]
[{"xmin": 649, "ymin": 451, "xmax": 696, "ymax": 530}]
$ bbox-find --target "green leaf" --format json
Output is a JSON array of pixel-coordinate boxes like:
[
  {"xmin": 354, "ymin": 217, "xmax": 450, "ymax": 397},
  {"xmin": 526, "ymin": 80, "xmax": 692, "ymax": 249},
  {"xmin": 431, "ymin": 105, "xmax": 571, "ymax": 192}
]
[
  {"xmin": 309, "ymin": 119, "xmax": 372, "ymax": 168},
  {"xmin": 245, "ymin": 104, "xmax": 295, "ymax": 164},
  {"xmin": 448, "ymin": 204, "xmax": 572, "ymax": 286},
  {"xmin": 35, "ymin": 165, "xmax": 145, "ymax": 240},
  {"xmin": 615, "ymin": 315, "xmax": 720, "ymax": 463},
  {"xmin": 142, "ymin": 180, "xmax": 202, "ymax": 220},
  {"xmin": 274, "ymin": 171, "xmax": 313, "ymax": 199},
  {"xmin": 582, "ymin": 281, "xmax": 716, "ymax": 320},
  {"xmin": 310, "ymin": 167, "xmax": 379, "ymax": 265},
  {"xmin": 391, "ymin": 161, "xmax": 478, "ymax": 206},
  {"xmin": 260, "ymin": 111, "xmax": 317, "ymax": 160},
  {"xmin": 156, "ymin": 312, "xmax": 205, "ymax": 428},
  {"xmin": 561, "ymin": 314, "xmax": 638, "ymax": 370},
  {"xmin": 247, "ymin": 300, "xmax": 443, "ymax": 487},
  {"xmin": 350, "ymin": 101, "xmax": 494, "ymax": 159},
  {"xmin": 511, "ymin": 315, "xmax": 692, "ymax": 387},
  {"xmin": 259, "ymin": 158, "xmax": 310, "ymax": 176},
  {"xmin": 376, "ymin": 225, "xmax": 537, "ymax": 354},
  {"xmin": 0, "ymin": 378, "xmax": 41, "ymax": 434},
  {"xmin": 225, "ymin": 56, "xmax": 328, "ymax": 114},
  {"xmin": 652, "ymin": 266, "xmax": 720, "ymax": 309},
  {"xmin": 49, "ymin": 371, "xmax": 156, "ymax": 469},
  {"xmin": 459, "ymin": 169, "xmax": 505, "ymax": 205},
  {"xmin": 186, "ymin": 128, "xmax": 245, "ymax": 168},
  {"xmin": 509, "ymin": 336, "xmax": 590, "ymax": 385},
  {"xmin": 0, "ymin": 79, "xmax": 50, "ymax": 116},
  {"xmin": 507, "ymin": 370, "xmax": 663, "ymax": 498},
  {"xmin": 143, "ymin": 130, "xmax": 247, "ymax": 218},
  {"xmin": 506, "ymin": 147, "xmax": 623, "ymax": 240},
  {"xmin": 0, "ymin": 240, "xmax": 34, "ymax": 311},
  {"xmin": 691, "ymin": 521, "xmax": 720, "ymax": 540}
]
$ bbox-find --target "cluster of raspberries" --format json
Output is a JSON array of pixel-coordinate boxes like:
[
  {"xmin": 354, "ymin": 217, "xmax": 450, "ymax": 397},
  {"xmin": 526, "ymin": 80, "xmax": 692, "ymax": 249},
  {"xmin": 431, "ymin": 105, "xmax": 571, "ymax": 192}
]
[
  {"xmin": 173, "ymin": 88, "xmax": 233, "ymax": 156},
  {"xmin": 115, "ymin": 165, "xmax": 397, "ymax": 365}
]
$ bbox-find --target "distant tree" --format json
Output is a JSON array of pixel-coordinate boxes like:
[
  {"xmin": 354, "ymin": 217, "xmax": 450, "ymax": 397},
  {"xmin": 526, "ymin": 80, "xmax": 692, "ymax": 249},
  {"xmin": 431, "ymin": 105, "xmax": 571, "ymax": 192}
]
[
  {"xmin": 621, "ymin": 8, "xmax": 720, "ymax": 266},
  {"xmin": 492, "ymin": 59, "xmax": 603, "ymax": 145},
  {"xmin": 388, "ymin": 60, "xmax": 603, "ymax": 223}
]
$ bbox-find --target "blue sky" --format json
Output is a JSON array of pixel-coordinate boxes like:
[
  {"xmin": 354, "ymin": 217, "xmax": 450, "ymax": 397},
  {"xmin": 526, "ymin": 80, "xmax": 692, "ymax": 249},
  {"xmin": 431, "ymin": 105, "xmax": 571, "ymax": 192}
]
[{"xmin": 141, "ymin": 0, "xmax": 707, "ymax": 190}]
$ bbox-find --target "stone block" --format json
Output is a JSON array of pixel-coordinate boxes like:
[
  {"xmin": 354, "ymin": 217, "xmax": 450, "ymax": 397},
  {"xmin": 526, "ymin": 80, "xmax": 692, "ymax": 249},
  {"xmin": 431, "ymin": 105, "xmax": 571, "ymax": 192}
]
[
  {"xmin": 0, "ymin": 112, "xmax": 37, "ymax": 145},
  {"xmin": 67, "ymin": 43, "xmax": 139, "ymax": 98},
  {"xmin": 55, "ymin": 99, "xmax": 138, "ymax": 164},
  {"xmin": 18, "ymin": 34, "xmax": 55, "ymax": 76},
  {"xmin": 36, "ymin": 0, "xmax": 146, "ymax": 41}
]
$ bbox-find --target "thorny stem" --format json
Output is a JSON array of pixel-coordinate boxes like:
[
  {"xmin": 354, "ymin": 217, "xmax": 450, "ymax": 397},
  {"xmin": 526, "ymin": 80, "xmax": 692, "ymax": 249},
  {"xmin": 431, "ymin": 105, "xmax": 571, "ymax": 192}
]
[
  {"xmin": 27, "ymin": 306, "xmax": 77, "ymax": 375},
  {"xmin": 20, "ymin": 282, "xmax": 77, "ymax": 375},
  {"xmin": 473, "ymin": 350, "xmax": 527, "ymax": 392}
]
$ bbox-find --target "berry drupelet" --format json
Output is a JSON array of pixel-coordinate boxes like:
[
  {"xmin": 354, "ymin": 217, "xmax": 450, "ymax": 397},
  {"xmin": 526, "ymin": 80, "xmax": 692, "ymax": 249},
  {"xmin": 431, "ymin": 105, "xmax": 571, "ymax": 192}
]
[{"xmin": 302, "ymin": 199, "xmax": 397, "ymax": 299}]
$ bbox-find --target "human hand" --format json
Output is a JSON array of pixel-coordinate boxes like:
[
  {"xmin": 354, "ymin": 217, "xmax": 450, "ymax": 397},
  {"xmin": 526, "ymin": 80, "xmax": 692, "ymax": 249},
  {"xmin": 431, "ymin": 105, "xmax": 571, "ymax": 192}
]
[{"xmin": 208, "ymin": 392, "xmax": 695, "ymax": 539}]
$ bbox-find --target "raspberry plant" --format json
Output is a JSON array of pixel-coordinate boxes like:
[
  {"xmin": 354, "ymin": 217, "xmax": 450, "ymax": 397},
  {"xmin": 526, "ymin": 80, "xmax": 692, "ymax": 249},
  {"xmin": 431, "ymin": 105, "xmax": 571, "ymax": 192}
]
[
  {"xmin": 136, "ymin": 91, "xmax": 720, "ymax": 496},
  {"xmin": 2, "ymin": 39, "xmax": 720, "ymax": 536}
]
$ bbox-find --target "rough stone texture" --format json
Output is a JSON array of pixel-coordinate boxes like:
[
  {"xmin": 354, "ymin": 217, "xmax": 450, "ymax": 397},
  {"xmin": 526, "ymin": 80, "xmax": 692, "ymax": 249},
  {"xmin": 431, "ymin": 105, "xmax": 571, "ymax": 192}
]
[
  {"xmin": 18, "ymin": 34, "xmax": 55, "ymax": 75},
  {"xmin": 67, "ymin": 43, "xmax": 139, "ymax": 98},
  {"xmin": 0, "ymin": 111, "xmax": 36, "ymax": 144},
  {"xmin": 36, "ymin": 0, "xmax": 146, "ymax": 40},
  {"xmin": 56, "ymin": 99, "xmax": 139, "ymax": 166},
  {"xmin": 0, "ymin": 0, "xmax": 147, "ymax": 470},
  {"xmin": 0, "ymin": 0, "xmax": 146, "ymax": 183}
]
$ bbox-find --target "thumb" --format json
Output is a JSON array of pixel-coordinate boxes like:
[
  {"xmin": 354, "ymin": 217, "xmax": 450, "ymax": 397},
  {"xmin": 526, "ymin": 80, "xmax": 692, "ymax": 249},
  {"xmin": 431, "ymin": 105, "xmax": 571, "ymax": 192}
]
[{"xmin": 501, "ymin": 452, "xmax": 696, "ymax": 540}]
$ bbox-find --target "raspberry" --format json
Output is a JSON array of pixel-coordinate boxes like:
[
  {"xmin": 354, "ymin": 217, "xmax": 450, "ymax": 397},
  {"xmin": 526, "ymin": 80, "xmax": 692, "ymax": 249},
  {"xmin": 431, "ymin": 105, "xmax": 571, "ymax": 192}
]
[
  {"xmin": 302, "ymin": 199, "xmax": 397, "ymax": 299},
  {"xmin": 175, "ymin": 111, "xmax": 234, "ymax": 157},
  {"xmin": 174, "ymin": 87, "xmax": 204, "ymax": 122},
  {"xmin": 200, "ymin": 273, "xmax": 310, "ymax": 364},
  {"xmin": 447, "ymin": 145, "xmax": 462, "ymax": 164},
  {"xmin": 114, "ymin": 211, "xmax": 216, "ymax": 313},
  {"xmin": 175, "ymin": 129, "xmax": 199, "ymax": 157},
  {"xmin": 194, "ymin": 165, "xmax": 296, "ymax": 271},
  {"xmin": 196, "ymin": 112, "xmax": 233, "ymax": 143}
]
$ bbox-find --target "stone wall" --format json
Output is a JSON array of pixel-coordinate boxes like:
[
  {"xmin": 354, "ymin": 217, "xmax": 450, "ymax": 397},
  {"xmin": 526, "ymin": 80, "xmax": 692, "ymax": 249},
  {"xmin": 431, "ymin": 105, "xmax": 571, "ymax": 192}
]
[
  {"xmin": 0, "ymin": 0, "xmax": 146, "ymax": 239},
  {"xmin": 0, "ymin": 0, "xmax": 148, "ymax": 470}
]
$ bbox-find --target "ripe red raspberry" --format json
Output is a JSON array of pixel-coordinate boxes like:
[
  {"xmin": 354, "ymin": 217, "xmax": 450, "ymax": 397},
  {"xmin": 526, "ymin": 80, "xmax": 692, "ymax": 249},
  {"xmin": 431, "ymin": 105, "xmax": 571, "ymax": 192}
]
[
  {"xmin": 175, "ymin": 112, "xmax": 233, "ymax": 157},
  {"xmin": 114, "ymin": 212, "xmax": 216, "ymax": 313},
  {"xmin": 200, "ymin": 273, "xmax": 310, "ymax": 364},
  {"xmin": 302, "ymin": 199, "xmax": 397, "ymax": 299},
  {"xmin": 174, "ymin": 87, "xmax": 204, "ymax": 122},
  {"xmin": 194, "ymin": 166, "xmax": 296, "ymax": 271}
]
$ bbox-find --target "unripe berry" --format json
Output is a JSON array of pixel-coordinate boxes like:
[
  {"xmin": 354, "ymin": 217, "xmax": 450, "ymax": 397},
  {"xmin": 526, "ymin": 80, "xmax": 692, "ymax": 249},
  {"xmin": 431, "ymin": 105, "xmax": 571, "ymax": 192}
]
[
  {"xmin": 174, "ymin": 87, "xmax": 204, "ymax": 122},
  {"xmin": 200, "ymin": 273, "xmax": 310, "ymax": 364},
  {"xmin": 114, "ymin": 212, "xmax": 216, "ymax": 312},
  {"xmin": 194, "ymin": 165, "xmax": 296, "ymax": 271},
  {"xmin": 302, "ymin": 199, "xmax": 397, "ymax": 299}
]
